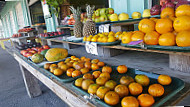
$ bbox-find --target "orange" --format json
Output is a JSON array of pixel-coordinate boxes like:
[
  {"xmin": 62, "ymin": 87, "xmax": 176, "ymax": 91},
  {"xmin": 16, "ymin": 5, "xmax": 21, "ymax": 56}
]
[
  {"xmin": 121, "ymin": 96, "xmax": 139, "ymax": 107},
  {"xmin": 114, "ymin": 84, "xmax": 129, "ymax": 98},
  {"xmin": 128, "ymin": 82, "xmax": 143, "ymax": 96},
  {"xmin": 117, "ymin": 65, "xmax": 128, "ymax": 74},
  {"xmin": 173, "ymin": 16, "xmax": 190, "ymax": 32},
  {"xmin": 173, "ymin": 30, "xmax": 178, "ymax": 36},
  {"xmin": 65, "ymin": 58, "xmax": 71, "ymax": 63},
  {"xmin": 49, "ymin": 64, "xmax": 58, "ymax": 69},
  {"xmin": 73, "ymin": 57, "xmax": 80, "ymax": 61},
  {"xmin": 72, "ymin": 70, "xmax": 82, "ymax": 78},
  {"xmin": 91, "ymin": 59, "xmax": 99, "ymax": 64},
  {"xmin": 148, "ymin": 84, "xmax": 165, "ymax": 97},
  {"xmin": 70, "ymin": 56, "xmax": 76, "ymax": 60},
  {"xmin": 104, "ymin": 91, "xmax": 120, "ymax": 106},
  {"xmin": 131, "ymin": 31, "xmax": 145, "ymax": 41},
  {"xmin": 80, "ymin": 68, "xmax": 89, "ymax": 74},
  {"xmin": 57, "ymin": 61, "xmax": 65, "ymax": 68},
  {"xmin": 97, "ymin": 62, "xmax": 105, "ymax": 67},
  {"xmin": 75, "ymin": 78, "xmax": 83, "ymax": 87},
  {"xmin": 161, "ymin": 7, "xmax": 175, "ymax": 19},
  {"xmin": 60, "ymin": 64, "xmax": 69, "ymax": 72},
  {"xmin": 92, "ymin": 71, "xmax": 101, "ymax": 79},
  {"xmin": 105, "ymin": 80, "xmax": 117, "ymax": 90},
  {"xmin": 66, "ymin": 68, "xmax": 75, "ymax": 77},
  {"xmin": 99, "ymin": 72, "xmax": 111, "ymax": 80},
  {"xmin": 50, "ymin": 67, "xmax": 57, "ymax": 73},
  {"xmin": 66, "ymin": 62, "xmax": 73, "ymax": 68},
  {"xmin": 138, "ymin": 19, "xmax": 156, "ymax": 33},
  {"xmin": 135, "ymin": 74, "xmax": 150, "ymax": 86},
  {"xmin": 88, "ymin": 84, "xmax": 100, "ymax": 94},
  {"xmin": 84, "ymin": 61, "xmax": 91, "ymax": 69},
  {"xmin": 81, "ymin": 79, "xmax": 94, "ymax": 90},
  {"xmin": 137, "ymin": 94, "xmax": 155, "ymax": 107},
  {"xmin": 80, "ymin": 56, "xmax": 86, "ymax": 61},
  {"xmin": 91, "ymin": 63, "xmax": 99, "ymax": 70},
  {"xmin": 120, "ymin": 76, "xmax": 134, "ymax": 86},
  {"xmin": 84, "ymin": 58, "xmax": 91, "ymax": 62},
  {"xmin": 53, "ymin": 68, "xmax": 63, "ymax": 76},
  {"xmin": 44, "ymin": 63, "xmax": 51, "ymax": 70},
  {"xmin": 96, "ymin": 86, "xmax": 110, "ymax": 99},
  {"xmin": 74, "ymin": 63, "xmax": 84, "ymax": 70},
  {"xmin": 121, "ymin": 32, "xmax": 133, "ymax": 44},
  {"xmin": 144, "ymin": 31, "xmax": 160, "ymax": 45},
  {"xmin": 176, "ymin": 31, "xmax": 190, "ymax": 47},
  {"xmin": 83, "ymin": 73, "xmax": 94, "ymax": 80},
  {"xmin": 158, "ymin": 74, "xmax": 172, "ymax": 85},
  {"xmin": 156, "ymin": 18, "xmax": 173, "ymax": 34},
  {"xmin": 102, "ymin": 66, "xmax": 112, "ymax": 73},
  {"xmin": 159, "ymin": 32, "xmax": 176, "ymax": 46},
  {"xmin": 149, "ymin": 17, "xmax": 158, "ymax": 22},
  {"xmin": 96, "ymin": 76, "xmax": 109, "ymax": 86},
  {"xmin": 176, "ymin": 5, "xmax": 190, "ymax": 17}
]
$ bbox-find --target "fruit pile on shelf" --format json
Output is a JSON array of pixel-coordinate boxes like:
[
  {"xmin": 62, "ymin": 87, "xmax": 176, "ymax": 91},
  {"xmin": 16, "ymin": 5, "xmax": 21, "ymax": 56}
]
[
  {"xmin": 11, "ymin": 33, "xmax": 22, "ymax": 38},
  {"xmin": 73, "ymin": 64, "xmax": 173, "ymax": 106},
  {"xmin": 18, "ymin": 28, "xmax": 35, "ymax": 33},
  {"xmin": 39, "ymin": 31, "xmax": 65, "ymax": 38},
  {"xmin": 20, "ymin": 45, "xmax": 50, "ymax": 58},
  {"xmin": 43, "ymin": 56, "xmax": 105, "ymax": 78},
  {"xmin": 83, "ymin": 32, "xmax": 118, "ymax": 43}
]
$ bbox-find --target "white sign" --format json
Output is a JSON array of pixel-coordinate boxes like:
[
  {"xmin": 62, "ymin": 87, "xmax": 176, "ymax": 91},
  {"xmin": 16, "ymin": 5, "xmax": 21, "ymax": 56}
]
[
  {"xmin": 98, "ymin": 24, "xmax": 110, "ymax": 33},
  {"xmin": 85, "ymin": 42, "xmax": 98, "ymax": 55}
]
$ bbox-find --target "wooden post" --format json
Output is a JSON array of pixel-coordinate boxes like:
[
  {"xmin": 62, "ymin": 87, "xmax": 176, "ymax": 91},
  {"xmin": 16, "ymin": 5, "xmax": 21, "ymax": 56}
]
[
  {"xmin": 62, "ymin": 42, "xmax": 81, "ymax": 49},
  {"xmin": 97, "ymin": 46, "xmax": 124, "ymax": 57},
  {"xmin": 169, "ymin": 54, "xmax": 190, "ymax": 73},
  {"xmin": 19, "ymin": 63, "xmax": 42, "ymax": 98}
]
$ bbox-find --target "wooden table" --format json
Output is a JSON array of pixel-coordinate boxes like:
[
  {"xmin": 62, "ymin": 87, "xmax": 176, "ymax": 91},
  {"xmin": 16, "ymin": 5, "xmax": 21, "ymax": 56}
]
[
  {"xmin": 13, "ymin": 53, "xmax": 95, "ymax": 107},
  {"xmin": 12, "ymin": 51, "xmax": 190, "ymax": 107}
]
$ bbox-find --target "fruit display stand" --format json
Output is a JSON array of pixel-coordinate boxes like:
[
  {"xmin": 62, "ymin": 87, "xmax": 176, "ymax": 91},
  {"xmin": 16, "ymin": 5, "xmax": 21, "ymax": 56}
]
[
  {"xmin": 10, "ymin": 37, "xmax": 36, "ymax": 48},
  {"xmin": 11, "ymin": 49, "xmax": 190, "ymax": 107}
]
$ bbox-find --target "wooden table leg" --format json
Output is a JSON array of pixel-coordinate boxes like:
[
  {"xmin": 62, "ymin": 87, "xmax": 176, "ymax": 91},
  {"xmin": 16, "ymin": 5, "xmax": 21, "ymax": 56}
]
[
  {"xmin": 169, "ymin": 54, "xmax": 190, "ymax": 73},
  {"xmin": 19, "ymin": 63, "xmax": 42, "ymax": 98}
]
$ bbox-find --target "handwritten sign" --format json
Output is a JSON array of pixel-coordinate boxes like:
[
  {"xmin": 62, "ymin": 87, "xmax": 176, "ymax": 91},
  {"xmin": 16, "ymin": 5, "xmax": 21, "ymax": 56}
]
[
  {"xmin": 85, "ymin": 42, "xmax": 98, "ymax": 55},
  {"xmin": 128, "ymin": 40, "xmax": 143, "ymax": 45},
  {"xmin": 99, "ymin": 24, "xmax": 110, "ymax": 33}
]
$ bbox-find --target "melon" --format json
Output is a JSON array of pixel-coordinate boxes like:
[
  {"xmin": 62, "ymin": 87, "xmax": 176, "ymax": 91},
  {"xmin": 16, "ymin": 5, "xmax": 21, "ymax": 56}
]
[
  {"xmin": 45, "ymin": 48, "xmax": 68, "ymax": 62},
  {"xmin": 31, "ymin": 53, "xmax": 44, "ymax": 63}
]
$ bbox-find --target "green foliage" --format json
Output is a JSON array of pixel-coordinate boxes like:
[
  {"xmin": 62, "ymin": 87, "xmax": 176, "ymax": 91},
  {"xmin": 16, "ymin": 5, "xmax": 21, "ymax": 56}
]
[{"xmin": 43, "ymin": 0, "xmax": 66, "ymax": 17}]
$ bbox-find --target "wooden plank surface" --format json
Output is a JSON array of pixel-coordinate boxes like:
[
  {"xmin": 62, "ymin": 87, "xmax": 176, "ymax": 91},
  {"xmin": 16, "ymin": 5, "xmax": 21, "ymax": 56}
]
[
  {"xmin": 14, "ymin": 53, "xmax": 95, "ymax": 107},
  {"xmin": 103, "ymin": 45, "xmax": 190, "ymax": 56},
  {"xmin": 19, "ymin": 64, "xmax": 42, "ymax": 98}
]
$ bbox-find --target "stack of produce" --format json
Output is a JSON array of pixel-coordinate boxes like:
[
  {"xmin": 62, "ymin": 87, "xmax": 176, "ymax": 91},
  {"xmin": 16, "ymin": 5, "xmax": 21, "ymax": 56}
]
[
  {"xmin": 43, "ymin": 56, "xmax": 105, "ymax": 77},
  {"xmin": 12, "ymin": 33, "xmax": 22, "ymax": 38},
  {"xmin": 20, "ymin": 45, "xmax": 50, "ymax": 58},
  {"xmin": 74, "ymin": 65, "xmax": 172, "ymax": 106},
  {"xmin": 40, "ymin": 31, "xmax": 64, "ymax": 38},
  {"xmin": 121, "ymin": 4, "xmax": 190, "ymax": 47},
  {"xmin": 83, "ymin": 31, "xmax": 118, "ymax": 43},
  {"xmin": 150, "ymin": 0, "xmax": 189, "ymax": 16},
  {"xmin": 18, "ymin": 28, "xmax": 34, "ymax": 32},
  {"xmin": 92, "ymin": 8, "xmax": 115, "ymax": 22}
]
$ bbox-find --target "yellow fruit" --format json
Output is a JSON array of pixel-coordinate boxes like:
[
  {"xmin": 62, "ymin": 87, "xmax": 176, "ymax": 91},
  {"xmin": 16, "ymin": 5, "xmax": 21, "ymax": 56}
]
[
  {"xmin": 159, "ymin": 33, "xmax": 176, "ymax": 46},
  {"xmin": 132, "ymin": 12, "xmax": 141, "ymax": 19},
  {"xmin": 108, "ymin": 37, "xmax": 116, "ymax": 42},
  {"xmin": 86, "ymin": 36, "xmax": 92, "ymax": 41},
  {"xmin": 119, "ymin": 13, "xmax": 129, "ymax": 21},
  {"xmin": 176, "ymin": 31, "xmax": 190, "ymax": 47},
  {"xmin": 138, "ymin": 19, "xmax": 155, "ymax": 33},
  {"xmin": 142, "ymin": 9, "xmax": 151, "ymax": 18},
  {"xmin": 176, "ymin": 5, "xmax": 190, "ymax": 17},
  {"xmin": 110, "ymin": 13, "xmax": 119, "ymax": 21},
  {"xmin": 121, "ymin": 32, "xmax": 133, "ymax": 44},
  {"xmin": 83, "ymin": 36, "xmax": 87, "ymax": 41},
  {"xmin": 91, "ymin": 37, "xmax": 98, "ymax": 42},
  {"xmin": 173, "ymin": 16, "xmax": 190, "ymax": 32}
]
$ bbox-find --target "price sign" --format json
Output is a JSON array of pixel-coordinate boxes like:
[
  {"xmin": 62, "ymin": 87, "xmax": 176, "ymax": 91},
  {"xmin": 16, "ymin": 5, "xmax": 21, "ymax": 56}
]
[
  {"xmin": 85, "ymin": 42, "xmax": 98, "ymax": 55},
  {"xmin": 104, "ymin": 24, "xmax": 110, "ymax": 32},
  {"xmin": 99, "ymin": 25, "xmax": 104, "ymax": 33}
]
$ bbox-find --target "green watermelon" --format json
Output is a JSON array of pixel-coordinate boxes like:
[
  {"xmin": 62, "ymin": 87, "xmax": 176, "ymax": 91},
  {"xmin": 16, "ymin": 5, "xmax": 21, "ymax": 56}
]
[
  {"xmin": 31, "ymin": 53, "xmax": 44, "ymax": 63},
  {"xmin": 41, "ymin": 49, "xmax": 49, "ymax": 56}
]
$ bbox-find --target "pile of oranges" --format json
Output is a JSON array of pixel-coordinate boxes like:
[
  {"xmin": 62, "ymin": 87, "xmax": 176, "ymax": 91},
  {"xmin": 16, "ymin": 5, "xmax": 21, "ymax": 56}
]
[
  {"xmin": 75, "ymin": 64, "xmax": 172, "ymax": 107},
  {"xmin": 121, "ymin": 4, "xmax": 190, "ymax": 47},
  {"xmin": 43, "ymin": 56, "xmax": 105, "ymax": 77}
]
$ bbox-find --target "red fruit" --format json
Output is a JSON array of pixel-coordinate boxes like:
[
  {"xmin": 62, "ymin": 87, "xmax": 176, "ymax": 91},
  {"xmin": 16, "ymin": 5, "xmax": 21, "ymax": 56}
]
[
  {"xmin": 166, "ymin": 2, "xmax": 175, "ymax": 8},
  {"xmin": 43, "ymin": 45, "xmax": 50, "ymax": 49},
  {"xmin": 150, "ymin": 5, "xmax": 161, "ymax": 15},
  {"xmin": 160, "ymin": 0, "xmax": 171, "ymax": 6}
]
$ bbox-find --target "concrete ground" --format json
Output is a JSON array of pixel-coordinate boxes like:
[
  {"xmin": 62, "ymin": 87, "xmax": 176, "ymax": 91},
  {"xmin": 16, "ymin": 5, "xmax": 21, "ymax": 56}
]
[{"xmin": 0, "ymin": 44, "xmax": 190, "ymax": 106}]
